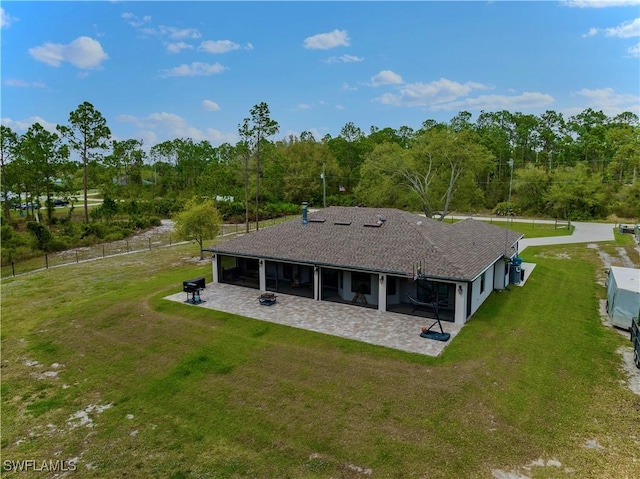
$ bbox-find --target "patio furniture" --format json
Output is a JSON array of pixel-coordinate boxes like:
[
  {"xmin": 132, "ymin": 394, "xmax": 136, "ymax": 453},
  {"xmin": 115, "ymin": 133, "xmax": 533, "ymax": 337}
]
[{"xmin": 258, "ymin": 292, "xmax": 277, "ymax": 306}]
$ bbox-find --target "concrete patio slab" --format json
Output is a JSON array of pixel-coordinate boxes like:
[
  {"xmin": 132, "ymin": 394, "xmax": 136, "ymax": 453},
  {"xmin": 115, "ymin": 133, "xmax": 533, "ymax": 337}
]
[{"xmin": 165, "ymin": 283, "xmax": 463, "ymax": 357}]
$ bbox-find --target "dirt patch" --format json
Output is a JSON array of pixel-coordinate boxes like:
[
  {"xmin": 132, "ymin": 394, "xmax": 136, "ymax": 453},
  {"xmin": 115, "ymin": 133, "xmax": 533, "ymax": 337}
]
[{"xmin": 618, "ymin": 347, "xmax": 640, "ymax": 395}]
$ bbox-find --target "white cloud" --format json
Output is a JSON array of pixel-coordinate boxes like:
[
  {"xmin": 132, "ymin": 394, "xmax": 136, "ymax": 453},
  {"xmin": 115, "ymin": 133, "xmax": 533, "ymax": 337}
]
[
  {"xmin": 1, "ymin": 7, "xmax": 17, "ymax": 28},
  {"xmin": 370, "ymin": 70, "xmax": 404, "ymax": 87},
  {"xmin": 303, "ymin": 29, "xmax": 350, "ymax": 50},
  {"xmin": 166, "ymin": 42, "xmax": 193, "ymax": 54},
  {"xmin": 431, "ymin": 92, "xmax": 555, "ymax": 112},
  {"xmin": 202, "ymin": 100, "xmax": 221, "ymax": 111},
  {"xmin": 323, "ymin": 54, "xmax": 364, "ymax": 64},
  {"xmin": 564, "ymin": 87, "xmax": 640, "ymax": 117},
  {"xmin": 296, "ymin": 103, "xmax": 312, "ymax": 110},
  {"xmin": 565, "ymin": 0, "xmax": 640, "ymax": 7},
  {"xmin": 1, "ymin": 116, "xmax": 57, "ymax": 133},
  {"xmin": 335, "ymin": 105, "xmax": 346, "ymax": 110},
  {"xmin": 160, "ymin": 62, "xmax": 227, "ymax": 78},
  {"xmin": 29, "ymin": 36, "xmax": 108, "ymax": 69},
  {"xmin": 341, "ymin": 82, "xmax": 358, "ymax": 91},
  {"xmin": 584, "ymin": 17, "xmax": 640, "ymax": 38},
  {"xmin": 373, "ymin": 78, "xmax": 489, "ymax": 107},
  {"xmin": 628, "ymin": 41, "xmax": 640, "ymax": 56},
  {"xmin": 117, "ymin": 112, "xmax": 236, "ymax": 145},
  {"xmin": 121, "ymin": 12, "xmax": 151, "ymax": 28},
  {"xmin": 199, "ymin": 40, "xmax": 241, "ymax": 54},
  {"xmin": 4, "ymin": 79, "xmax": 45, "ymax": 88},
  {"xmin": 605, "ymin": 17, "xmax": 640, "ymax": 37},
  {"xmin": 573, "ymin": 87, "xmax": 639, "ymax": 110},
  {"xmin": 139, "ymin": 25, "xmax": 201, "ymax": 40}
]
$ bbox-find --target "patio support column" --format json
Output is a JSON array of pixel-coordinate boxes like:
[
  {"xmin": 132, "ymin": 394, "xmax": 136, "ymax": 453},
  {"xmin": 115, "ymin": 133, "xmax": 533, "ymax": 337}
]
[
  {"xmin": 455, "ymin": 282, "xmax": 467, "ymax": 325},
  {"xmin": 314, "ymin": 266, "xmax": 320, "ymax": 300},
  {"xmin": 212, "ymin": 254, "xmax": 219, "ymax": 283},
  {"xmin": 378, "ymin": 274, "xmax": 387, "ymax": 312},
  {"xmin": 259, "ymin": 259, "xmax": 266, "ymax": 291}
]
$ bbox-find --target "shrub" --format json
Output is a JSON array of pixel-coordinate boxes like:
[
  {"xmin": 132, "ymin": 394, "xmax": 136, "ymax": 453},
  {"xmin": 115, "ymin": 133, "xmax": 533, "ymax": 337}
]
[
  {"xmin": 78, "ymin": 235, "xmax": 100, "ymax": 247},
  {"xmin": 44, "ymin": 237, "xmax": 72, "ymax": 253},
  {"xmin": 11, "ymin": 245, "xmax": 40, "ymax": 262},
  {"xmin": 492, "ymin": 202, "xmax": 521, "ymax": 217},
  {"xmin": 104, "ymin": 232, "xmax": 124, "ymax": 242},
  {"xmin": 26, "ymin": 222, "xmax": 53, "ymax": 250},
  {"xmin": 1, "ymin": 224, "xmax": 14, "ymax": 242}
]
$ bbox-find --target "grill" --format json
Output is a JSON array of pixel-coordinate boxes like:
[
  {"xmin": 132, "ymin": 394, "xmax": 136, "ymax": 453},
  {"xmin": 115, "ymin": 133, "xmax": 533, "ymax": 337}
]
[{"xmin": 183, "ymin": 277, "xmax": 206, "ymax": 304}]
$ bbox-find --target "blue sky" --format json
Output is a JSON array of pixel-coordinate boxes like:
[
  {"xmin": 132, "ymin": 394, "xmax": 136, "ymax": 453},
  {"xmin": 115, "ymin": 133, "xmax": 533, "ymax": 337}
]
[{"xmin": 1, "ymin": 1, "xmax": 639, "ymax": 149}]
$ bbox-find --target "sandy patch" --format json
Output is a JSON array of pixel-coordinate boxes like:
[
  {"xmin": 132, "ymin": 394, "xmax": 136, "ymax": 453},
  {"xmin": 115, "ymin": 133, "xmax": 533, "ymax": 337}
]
[{"xmin": 67, "ymin": 404, "xmax": 113, "ymax": 429}]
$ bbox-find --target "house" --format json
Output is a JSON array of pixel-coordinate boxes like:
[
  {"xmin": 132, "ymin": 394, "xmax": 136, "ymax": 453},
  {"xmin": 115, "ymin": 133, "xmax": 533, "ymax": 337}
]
[
  {"xmin": 606, "ymin": 266, "xmax": 640, "ymax": 330},
  {"xmin": 204, "ymin": 206, "xmax": 524, "ymax": 325}
]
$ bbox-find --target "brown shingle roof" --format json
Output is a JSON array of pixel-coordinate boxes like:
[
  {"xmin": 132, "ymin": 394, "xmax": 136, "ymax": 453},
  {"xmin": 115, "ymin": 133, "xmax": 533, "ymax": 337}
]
[{"xmin": 206, "ymin": 207, "xmax": 523, "ymax": 281}]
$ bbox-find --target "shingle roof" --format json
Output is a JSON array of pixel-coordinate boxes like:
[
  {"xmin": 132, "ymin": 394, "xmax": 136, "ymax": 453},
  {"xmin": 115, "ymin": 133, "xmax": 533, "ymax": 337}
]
[{"xmin": 206, "ymin": 207, "xmax": 523, "ymax": 281}]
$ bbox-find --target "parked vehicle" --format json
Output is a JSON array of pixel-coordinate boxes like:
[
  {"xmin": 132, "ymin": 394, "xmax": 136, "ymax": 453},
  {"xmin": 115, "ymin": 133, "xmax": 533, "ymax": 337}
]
[
  {"xmin": 631, "ymin": 313, "xmax": 640, "ymax": 369},
  {"xmin": 21, "ymin": 201, "xmax": 40, "ymax": 210},
  {"xmin": 53, "ymin": 198, "xmax": 70, "ymax": 207}
]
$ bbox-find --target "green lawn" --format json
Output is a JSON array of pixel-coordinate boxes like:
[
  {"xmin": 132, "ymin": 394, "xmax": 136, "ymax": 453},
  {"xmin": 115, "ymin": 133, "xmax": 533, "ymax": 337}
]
[
  {"xmin": 1, "ymin": 241, "xmax": 638, "ymax": 478},
  {"xmin": 456, "ymin": 218, "xmax": 576, "ymax": 238}
]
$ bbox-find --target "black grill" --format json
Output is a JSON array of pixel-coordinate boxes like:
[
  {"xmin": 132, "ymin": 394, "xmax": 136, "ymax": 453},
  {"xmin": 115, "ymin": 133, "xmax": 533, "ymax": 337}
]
[
  {"xmin": 183, "ymin": 277, "xmax": 205, "ymax": 292},
  {"xmin": 183, "ymin": 277, "xmax": 206, "ymax": 304}
]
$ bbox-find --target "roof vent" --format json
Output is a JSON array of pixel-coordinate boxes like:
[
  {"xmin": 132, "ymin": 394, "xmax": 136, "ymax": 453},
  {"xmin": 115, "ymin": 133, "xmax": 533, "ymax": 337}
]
[
  {"xmin": 309, "ymin": 218, "xmax": 326, "ymax": 223},
  {"xmin": 417, "ymin": 221, "xmax": 423, "ymax": 226},
  {"xmin": 334, "ymin": 220, "xmax": 351, "ymax": 225}
]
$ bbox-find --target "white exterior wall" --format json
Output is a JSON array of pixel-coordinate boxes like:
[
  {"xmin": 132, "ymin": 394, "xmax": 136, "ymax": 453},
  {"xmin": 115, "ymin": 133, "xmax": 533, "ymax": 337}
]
[
  {"xmin": 470, "ymin": 264, "xmax": 495, "ymax": 317},
  {"xmin": 212, "ymin": 254, "xmax": 219, "ymax": 283},
  {"xmin": 494, "ymin": 258, "xmax": 508, "ymax": 290},
  {"xmin": 454, "ymin": 282, "xmax": 467, "ymax": 325},
  {"xmin": 259, "ymin": 260, "xmax": 266, "ymax": 291},
  {"xmin": 378, "ymin": 274, "xmax": 387, "ymax": 312}
]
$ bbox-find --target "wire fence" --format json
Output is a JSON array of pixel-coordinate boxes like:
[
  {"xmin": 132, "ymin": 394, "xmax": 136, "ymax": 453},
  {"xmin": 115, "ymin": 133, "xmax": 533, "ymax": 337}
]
[{"xmin": 2, "ymin": 219, "xmax": 283, "ymax": 279}]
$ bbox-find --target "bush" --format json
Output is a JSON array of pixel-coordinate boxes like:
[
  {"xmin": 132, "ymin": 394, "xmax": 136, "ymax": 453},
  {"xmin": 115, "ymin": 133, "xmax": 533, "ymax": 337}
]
[
  {"xmin": 492, "ymin": 202, "xmax": 521, "ymax": 217},
  {"xmin": 1, "ymin": 224, "xmax": 14, "ymax": 242},
  {"xmin": 131, "ymin": 216, "xmax": 150, "ymax": 229},
  {"xmin": 78, "ymin": 234, "xmax": 100, "ymax": 247},
  {"xmin": 104, "ymin": 232, "xmax": 124, "ymax": 242},
  {"xmin": 44, "ymin": 237, "xmax": 72, "ymax": 253},
  {"xmin": 26, "ymin": 222, "xmax": 53, "ymax": 250},
  {"xmin": 10, "ymin": 245, "xmax": 40, "ymax": 263}
]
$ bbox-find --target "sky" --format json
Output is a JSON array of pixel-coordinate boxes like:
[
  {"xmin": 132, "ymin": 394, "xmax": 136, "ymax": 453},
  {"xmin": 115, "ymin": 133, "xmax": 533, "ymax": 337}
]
[{"xmin": 1, "ymin": 0, "xmax": 639, "ymax": 150}]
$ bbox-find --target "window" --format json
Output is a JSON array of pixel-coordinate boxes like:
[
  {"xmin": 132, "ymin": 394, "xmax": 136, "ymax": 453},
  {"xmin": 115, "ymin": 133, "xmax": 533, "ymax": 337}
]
[
  {"xmin": 283, "ymin": 264, "xmax": 293, "ymax": 280},
  {"xmin": 351, "ymin": 272, "xmax": 371, "ymax": 295},
  {"xmin": 387, "ymin": 277, "xmax": 396, "ymax": 295},
  {"xmin": 480, "ymin": 271, "xmax": 486, "ymax": 294},
  {"xmin": 417, "ymin": 280, "xmax": 449, "ymax": 304}
]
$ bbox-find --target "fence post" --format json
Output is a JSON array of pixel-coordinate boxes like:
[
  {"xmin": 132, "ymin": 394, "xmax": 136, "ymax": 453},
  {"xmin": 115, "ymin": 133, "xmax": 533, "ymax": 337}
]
[
  {"xmin": 126, "ymin": 240, "xmax": 129, "ymax": 253},
  {"xmin": 76, "ymin": 250, "xmax": 79, "ymax": 263},
  {"xmin": 12, "ymin": 261, "xmax": 15, "ymax": 277},
  {"xmin": 149, "ymin": 238, "xmax": 151, "ymax": 250},
  {"xmin": 45, "ymin": 255, "xmax": 49, "ymax": 269},
  {"xmin": 102, "ymin": 245, "xmax": 105, "ymax": 258},
  {"xmin": 169, "ymin": 235, "xmax": 172, "ymax": 246}
]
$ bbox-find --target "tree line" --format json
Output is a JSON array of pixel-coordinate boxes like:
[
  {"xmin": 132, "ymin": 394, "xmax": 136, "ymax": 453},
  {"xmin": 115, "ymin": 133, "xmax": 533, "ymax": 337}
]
[{"xmin": 1, "ymin": 102, "xmax": 639, "ymax": 229}]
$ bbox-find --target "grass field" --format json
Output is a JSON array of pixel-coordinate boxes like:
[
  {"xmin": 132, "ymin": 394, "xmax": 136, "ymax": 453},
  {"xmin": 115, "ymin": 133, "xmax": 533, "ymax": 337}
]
[
  {"xmin": 1, "ymin": 238, "xmax": 639, "ymax": 478},
  {"xmin": 445, "ymin": 218, "xmax": 575, "ymax": 239}
]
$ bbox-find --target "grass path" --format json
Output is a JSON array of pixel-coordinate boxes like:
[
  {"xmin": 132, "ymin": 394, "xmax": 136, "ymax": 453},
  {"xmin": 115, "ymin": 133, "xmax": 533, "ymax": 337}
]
[{"xmin": 1, "ymin": 241, "xmax": 639, "ymax": 478}]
